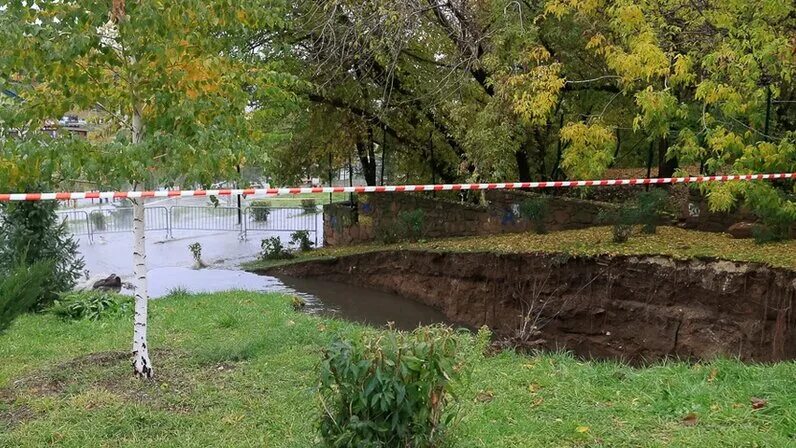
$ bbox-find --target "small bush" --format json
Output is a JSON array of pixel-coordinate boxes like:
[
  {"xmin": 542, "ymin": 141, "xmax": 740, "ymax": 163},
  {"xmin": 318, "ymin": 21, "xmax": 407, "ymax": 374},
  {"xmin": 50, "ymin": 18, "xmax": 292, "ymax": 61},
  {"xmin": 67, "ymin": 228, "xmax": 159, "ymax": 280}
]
[
  {"xmin": 188, "ymin": 242, "xmax": 206, "ymax": 268},
  {"xmin": 0, "ymin": 260, "xmax": 53, "ymax": 332},
  {"xmin": 188, "ymin": 242, "xmax": 202, "ymax": 261},
  {"xmin": 599, "ymin": 206, "xmax": 636, "ymax": 243},
  {"xmin": 519, "ymin": 197, "xmax": 549, "ymax": 234},
  {"xmin": 376, "ymin": 221, "xmax": 403, "ymax": 244},
  {"xmin": 259, "ymin": 237, "xmax": 294, "ymax": 261},
  {"xmin": 251, "ymin": 200, "xmax": 271, "ymax": 222},
  {"xmin": 635, "ymin": 190, "xmax": 669, "ymax": 234},
  {"xmin": 301, "ymin": 198, "xmax": 318, "ymax": 214},
  {"xmin": 319, "ymin": 326, "xmax": 466, "ymax": 448},
  {"xmin": 399, "ymin": 209, "xmax": 426, "ymax": 242},
  {"xmin": 89, "ymin": 211, "xmax": 107, "ymax": 231},
  {"xmin": 749, "ymin": 192, "xmax": 795, "ymax": 243},
  {"xmin": 0, "ymin": 200, "xmax": 84, "ymax": 306},
  {"xmin": 598, "ymin": 189, "xmax": 671, "ymax": 242},
  {"xmin": 290, "ymin": 230, "xmax": 314, "ymax": 252},
  {"xmin": 50, "ymin": 291, "xmax": 132, "ymax": 321}
]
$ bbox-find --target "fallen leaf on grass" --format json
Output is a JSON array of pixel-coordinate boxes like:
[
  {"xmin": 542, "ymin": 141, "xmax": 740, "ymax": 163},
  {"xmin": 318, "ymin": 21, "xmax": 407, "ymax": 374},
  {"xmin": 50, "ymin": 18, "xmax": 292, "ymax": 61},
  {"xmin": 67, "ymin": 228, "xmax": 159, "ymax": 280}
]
[
  {"xmin": 576, "ymin": 426, "xmax": 590, "ymax": 433},
  {"xmin": 751, "ymin": 397, "xmax": 767, "ymax": 410},
  {"xmin": 682, "ymin": 413, "xmax": 699, "ymax": 426},
  {"xmin": 475, "ymin": 390, "xmax": 494, "ymax": 403}
]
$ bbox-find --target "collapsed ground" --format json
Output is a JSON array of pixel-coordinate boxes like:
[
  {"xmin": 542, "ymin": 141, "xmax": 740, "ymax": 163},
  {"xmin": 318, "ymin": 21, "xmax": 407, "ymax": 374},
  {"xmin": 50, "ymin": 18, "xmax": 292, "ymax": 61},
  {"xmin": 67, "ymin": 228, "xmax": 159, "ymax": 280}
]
[
  {"xmin": 249, "ymin": 227, "xmax": 796, "ymax": 363},
  {"xmin": 1, "ymin": 292, "xmax": 795, "ymax": 447}
]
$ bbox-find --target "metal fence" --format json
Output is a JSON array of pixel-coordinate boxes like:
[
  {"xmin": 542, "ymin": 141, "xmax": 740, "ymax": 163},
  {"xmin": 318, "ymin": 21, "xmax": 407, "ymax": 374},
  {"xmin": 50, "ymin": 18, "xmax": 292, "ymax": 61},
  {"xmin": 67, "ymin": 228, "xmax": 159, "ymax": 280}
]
[
  {"xmin": 56, "ymin": 204, "xmax": 319, "ymax": 244},
  {"xmin": 170, "ymin": 206, "xmax": 241, "ymax": 233},
  {"xmin": 244, "ymin": 206, "xmax": 319, "ymax": 245},
  {"xmin": 56, "ymin": 210, "xmax": 93, "ymax": 243}
]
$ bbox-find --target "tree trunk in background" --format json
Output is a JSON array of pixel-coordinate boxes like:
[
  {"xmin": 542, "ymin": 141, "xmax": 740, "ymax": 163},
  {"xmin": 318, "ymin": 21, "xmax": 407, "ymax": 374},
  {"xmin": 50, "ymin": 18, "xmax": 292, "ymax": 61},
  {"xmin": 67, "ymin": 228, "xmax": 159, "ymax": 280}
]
[
  {"xmin": 515, "ymin": 149, "xmax": 532, "ymax": 182},
  {"xmin": 131, "ymin": 109, "xmax": 153, "ymax": 379},
  {"xmin": 356, "ymin": 141, "xmax": 377, "ymax": 186},
  {"xmin": 657, "ymin": 136, "xmax": 678, "ymax": 178}
]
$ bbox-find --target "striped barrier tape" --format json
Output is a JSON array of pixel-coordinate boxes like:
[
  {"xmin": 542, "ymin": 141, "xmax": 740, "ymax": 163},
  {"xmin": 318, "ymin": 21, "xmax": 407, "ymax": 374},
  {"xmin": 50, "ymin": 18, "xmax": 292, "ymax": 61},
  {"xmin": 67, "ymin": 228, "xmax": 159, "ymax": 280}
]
[{"xmin": 1, "ymin": 173, "xmax": 794, "ymax": 201}]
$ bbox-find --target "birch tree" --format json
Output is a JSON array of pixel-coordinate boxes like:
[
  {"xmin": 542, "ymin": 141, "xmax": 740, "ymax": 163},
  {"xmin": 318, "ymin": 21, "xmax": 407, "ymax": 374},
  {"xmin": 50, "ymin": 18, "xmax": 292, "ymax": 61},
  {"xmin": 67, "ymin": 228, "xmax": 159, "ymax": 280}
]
[{"xmin": 0, "ymin": 0, "xmax": 291, "ymax": 377}]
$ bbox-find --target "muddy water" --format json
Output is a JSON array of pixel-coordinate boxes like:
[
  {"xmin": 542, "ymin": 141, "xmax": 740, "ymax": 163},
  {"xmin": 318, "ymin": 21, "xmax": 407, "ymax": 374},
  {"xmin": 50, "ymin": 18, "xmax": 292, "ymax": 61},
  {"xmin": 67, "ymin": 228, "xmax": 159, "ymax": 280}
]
[{"xmin": 131, "ymin": 267, "xmax": 452, "ymax": 331}]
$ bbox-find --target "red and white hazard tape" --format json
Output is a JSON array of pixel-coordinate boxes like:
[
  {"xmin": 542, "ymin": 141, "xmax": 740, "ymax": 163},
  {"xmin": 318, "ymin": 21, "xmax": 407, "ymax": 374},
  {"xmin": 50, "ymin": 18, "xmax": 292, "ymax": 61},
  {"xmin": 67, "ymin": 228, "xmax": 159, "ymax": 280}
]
[{"xmin": 1, "ymin": 173, "xmax": 794, "ymax": 202}]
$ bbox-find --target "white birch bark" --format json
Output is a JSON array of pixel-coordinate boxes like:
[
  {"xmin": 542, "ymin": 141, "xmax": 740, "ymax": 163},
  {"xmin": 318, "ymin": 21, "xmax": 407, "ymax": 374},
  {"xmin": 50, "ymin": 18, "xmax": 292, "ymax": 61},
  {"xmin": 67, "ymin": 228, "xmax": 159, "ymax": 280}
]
[{"xmin": 131, "ymin": 109, "xmax": 153, "ymax": 378}]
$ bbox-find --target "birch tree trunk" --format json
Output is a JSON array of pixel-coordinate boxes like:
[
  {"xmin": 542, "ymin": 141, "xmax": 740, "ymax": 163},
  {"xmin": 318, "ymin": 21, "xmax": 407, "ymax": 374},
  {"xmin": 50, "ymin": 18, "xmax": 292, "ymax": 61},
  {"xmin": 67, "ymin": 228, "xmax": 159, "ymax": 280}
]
[{"xmin": 131, "ymin": 108, "xmax": 153, "ymax": 378}]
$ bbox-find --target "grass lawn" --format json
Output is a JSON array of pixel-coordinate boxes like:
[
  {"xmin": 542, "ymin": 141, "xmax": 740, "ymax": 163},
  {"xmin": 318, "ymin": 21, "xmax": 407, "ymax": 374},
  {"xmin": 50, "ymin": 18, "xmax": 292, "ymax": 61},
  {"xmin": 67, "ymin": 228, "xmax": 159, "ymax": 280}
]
[
  {"xmin": 247, "ymin": 192, "xmax": 349, "ymax": 208},
  {"xmin": 1, "ymin": 292, "xmax": 794, "ymax": 447},
  {"xmin": 245, "ymin": 226, "xmax": 796, "ymax": 271}
]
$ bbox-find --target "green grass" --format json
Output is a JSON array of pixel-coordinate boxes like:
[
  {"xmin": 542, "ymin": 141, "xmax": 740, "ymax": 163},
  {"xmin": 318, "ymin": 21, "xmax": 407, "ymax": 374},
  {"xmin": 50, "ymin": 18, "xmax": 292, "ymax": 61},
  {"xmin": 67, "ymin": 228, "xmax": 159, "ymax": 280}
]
[
  {"xmin": 1, "ymin": 292, "xmax": 794, "ymax": 447},
  {"xmin": 248, "ymin": 192, "xmax": 349, "ymax": 208},
  {"xmin": 245, "ymin": 226, "xmax": 796, "ymax": 271}
]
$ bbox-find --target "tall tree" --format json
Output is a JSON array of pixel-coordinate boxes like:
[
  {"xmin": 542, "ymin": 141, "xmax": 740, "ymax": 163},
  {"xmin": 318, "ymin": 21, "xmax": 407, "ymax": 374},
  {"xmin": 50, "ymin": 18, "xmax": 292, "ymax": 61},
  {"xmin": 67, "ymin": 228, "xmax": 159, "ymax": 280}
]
[{"xmin": 0, "ymin": 0, "xmax": 292, "ymax": 376}]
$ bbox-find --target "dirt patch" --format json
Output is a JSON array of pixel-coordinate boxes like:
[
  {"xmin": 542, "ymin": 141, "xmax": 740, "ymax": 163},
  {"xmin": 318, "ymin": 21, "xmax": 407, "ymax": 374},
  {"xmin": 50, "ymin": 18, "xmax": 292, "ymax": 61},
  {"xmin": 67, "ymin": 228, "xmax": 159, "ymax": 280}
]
[
  {"xmin": 263, "ymin": 250, "xmax": 796, "ymax": 363},
  {"xmin": 0, "ymin": 348, "xmax": 240, "ymax": 430}
]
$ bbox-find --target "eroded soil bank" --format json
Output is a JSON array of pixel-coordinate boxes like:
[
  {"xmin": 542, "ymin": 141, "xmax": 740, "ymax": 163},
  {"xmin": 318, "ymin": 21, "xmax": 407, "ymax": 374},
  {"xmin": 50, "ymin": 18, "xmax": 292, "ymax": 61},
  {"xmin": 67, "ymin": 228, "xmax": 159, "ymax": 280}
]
[{"xmin": 260, "ymin": 251, "xmax": 796, "ymax": 362}]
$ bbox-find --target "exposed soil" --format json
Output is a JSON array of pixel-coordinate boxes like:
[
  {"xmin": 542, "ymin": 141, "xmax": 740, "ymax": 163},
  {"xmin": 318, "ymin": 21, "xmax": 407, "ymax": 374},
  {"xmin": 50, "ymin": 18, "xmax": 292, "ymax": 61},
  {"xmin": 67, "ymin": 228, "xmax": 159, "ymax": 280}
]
[
  {"xmin": 0, "ymin": 348, "xmax": 238, "ymax": 430},
  {"xmin": 262, "ymin": 251, "xmax": 796, "ymax": 363}
]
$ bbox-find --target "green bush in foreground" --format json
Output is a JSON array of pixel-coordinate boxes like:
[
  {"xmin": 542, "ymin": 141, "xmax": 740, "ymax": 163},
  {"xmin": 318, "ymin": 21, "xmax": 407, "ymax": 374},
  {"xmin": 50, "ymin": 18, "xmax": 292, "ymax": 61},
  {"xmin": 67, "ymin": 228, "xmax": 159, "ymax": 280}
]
[
  {"xmin": 0, "ymin": 260, "xmax": 53, "ymax": 332},
  {"xmin": 319, "ymin": 325, "xmax": 469, "ymax": 448},
  {"xmin": 50, "ymin": 291, "xmax": 132, "ymax": 321},
  {"xmin": 0, "ymin": 200, "xmax": 84, "ymax": 305}
]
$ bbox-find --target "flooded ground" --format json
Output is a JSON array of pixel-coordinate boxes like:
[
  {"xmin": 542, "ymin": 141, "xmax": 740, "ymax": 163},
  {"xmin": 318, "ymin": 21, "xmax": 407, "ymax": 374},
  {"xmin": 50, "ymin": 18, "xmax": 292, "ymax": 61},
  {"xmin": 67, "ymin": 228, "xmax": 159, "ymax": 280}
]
[
  {"xmin": 73, "ymin": 218, "xmax": 453, "ymax": 330},
  {"xmin": 123, "ymin": 267, "xmax": 453, "ymax": 330}
]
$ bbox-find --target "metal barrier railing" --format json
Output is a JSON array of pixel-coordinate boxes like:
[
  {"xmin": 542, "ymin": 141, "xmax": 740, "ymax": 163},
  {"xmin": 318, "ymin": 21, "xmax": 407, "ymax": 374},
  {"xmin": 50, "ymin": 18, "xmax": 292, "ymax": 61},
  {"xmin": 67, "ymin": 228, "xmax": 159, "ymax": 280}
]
[
  {"xmin": 243, "ymin": 206, "xmax": 319, "ymax": 246},
  {"xmin": 57, "ymin": 206, "xmax": 171, "ymax": 242},
  {"xmin": 170, "ymin": 205, "xmax": 242, "ymax": 234},
  {"xmin": 55, "ymin": 204, "xmax": 320, "ymax": 245},
  {"xmin": 86, "ymin": 206, "xmax": 170, "ymax": 236},
  {"xmin": 56, "ymin": 210, "xmax": 93, "ymax": 243}
]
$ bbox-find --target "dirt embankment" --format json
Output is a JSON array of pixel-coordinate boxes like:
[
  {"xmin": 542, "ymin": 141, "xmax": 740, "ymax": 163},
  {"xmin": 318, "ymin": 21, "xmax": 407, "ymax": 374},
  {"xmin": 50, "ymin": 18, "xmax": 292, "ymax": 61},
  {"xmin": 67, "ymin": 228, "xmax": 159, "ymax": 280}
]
[{"xmin": 261, "ymin": 251, "xmax": 796, "ymax": 363}]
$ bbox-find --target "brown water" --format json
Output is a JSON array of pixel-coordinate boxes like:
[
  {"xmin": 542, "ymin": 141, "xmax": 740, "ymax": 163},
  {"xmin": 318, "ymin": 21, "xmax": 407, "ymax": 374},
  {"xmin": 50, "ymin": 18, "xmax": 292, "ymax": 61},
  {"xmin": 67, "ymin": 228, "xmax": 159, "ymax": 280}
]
[{"xmin": 128, "ymin": 267, "xmax": 453, "ymax": 331}]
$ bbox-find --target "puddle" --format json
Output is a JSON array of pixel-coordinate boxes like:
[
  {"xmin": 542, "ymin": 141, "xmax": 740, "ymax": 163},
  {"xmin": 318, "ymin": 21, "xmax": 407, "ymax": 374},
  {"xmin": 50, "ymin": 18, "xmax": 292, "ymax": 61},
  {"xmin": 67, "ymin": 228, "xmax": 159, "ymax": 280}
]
[{"xmin": 124, "ymin": 267, "xmax": 453, "ymax": 331}]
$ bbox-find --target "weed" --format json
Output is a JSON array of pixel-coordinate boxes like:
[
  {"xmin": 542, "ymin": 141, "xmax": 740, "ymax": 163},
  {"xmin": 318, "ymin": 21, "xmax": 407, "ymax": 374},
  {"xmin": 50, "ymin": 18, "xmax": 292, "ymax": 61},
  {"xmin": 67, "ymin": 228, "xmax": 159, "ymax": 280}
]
[
  {"xmin": 250, "ymin": 200, "xmax": 271, "ymax": 222},
  {"xmin": 290, "ymin": 230, "xmax": 314, "ymax": 252},
  {"xmin": 519, "ymin": 197, "xmax": 550, "ymax": 234},
  {"xmin": 260, "ymin": 237, "xmax": 294, "ymax": 261},
  {"xmin": 49, "ymin": 292, "xmax": 132, "ymax": 321}
]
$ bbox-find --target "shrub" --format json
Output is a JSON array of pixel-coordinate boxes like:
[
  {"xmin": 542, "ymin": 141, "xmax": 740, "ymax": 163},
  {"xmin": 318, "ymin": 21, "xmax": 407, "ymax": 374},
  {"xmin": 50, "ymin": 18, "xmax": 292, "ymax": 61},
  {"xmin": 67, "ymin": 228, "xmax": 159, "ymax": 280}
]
[
  {"xmin": 0, "ymin": 260, "xmax": 53, "ymax": 332},
  {"xmin": 376, "ymin": 221, "xmax": 403, "ymax": 244},
  {"xmin": 399, "ymin": 209, "xmax": 425, "ymax": 242},
  {"xmin": 301, "ymin": 198, "xmax": 318, "ymax": 214},
  {"xmin": 49, "ymin": 291, "xmax": 132, "ymax": 321},
  {"xmin": 598, "ymin": 189, "xmax": 671, "ymax": 242},
  {"xmin": 251, "ymin": 200, "xmax": 271, "ymax": 222},
  {"xmin": 319, "ymin": 326, "xmax": 466, "ymax": 448},
  {"xmin": 89, "ymin": 210, "xmax": 108, "ymax": 231},
  {"xmin": 188, "ymin": 242, "xmax": 205, "ymax": 268},
  {"xmin": 0, "ymin": 200, "xmax": 84, "ymax": 305},
  {"xmin": 519, "ymin": 196, "xmax": 550, "ymax": 234},
  {"xmin": 635, "ymin": 190, "xmax": 669, "ymax": 234},
  {"xmin": 259, "ymin": 237, "xmax": 293, "ymax": 261},
  {"xmin": 599, "ymin": 206, "xmax": 635, "ymax": 243},
  {"xmin": 747, "ymin": 188, "xmax": 795, "ymax": 243},
  {"xmin": 290, "ymin": 230, "xmax": 314, "ymax": 252}
]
